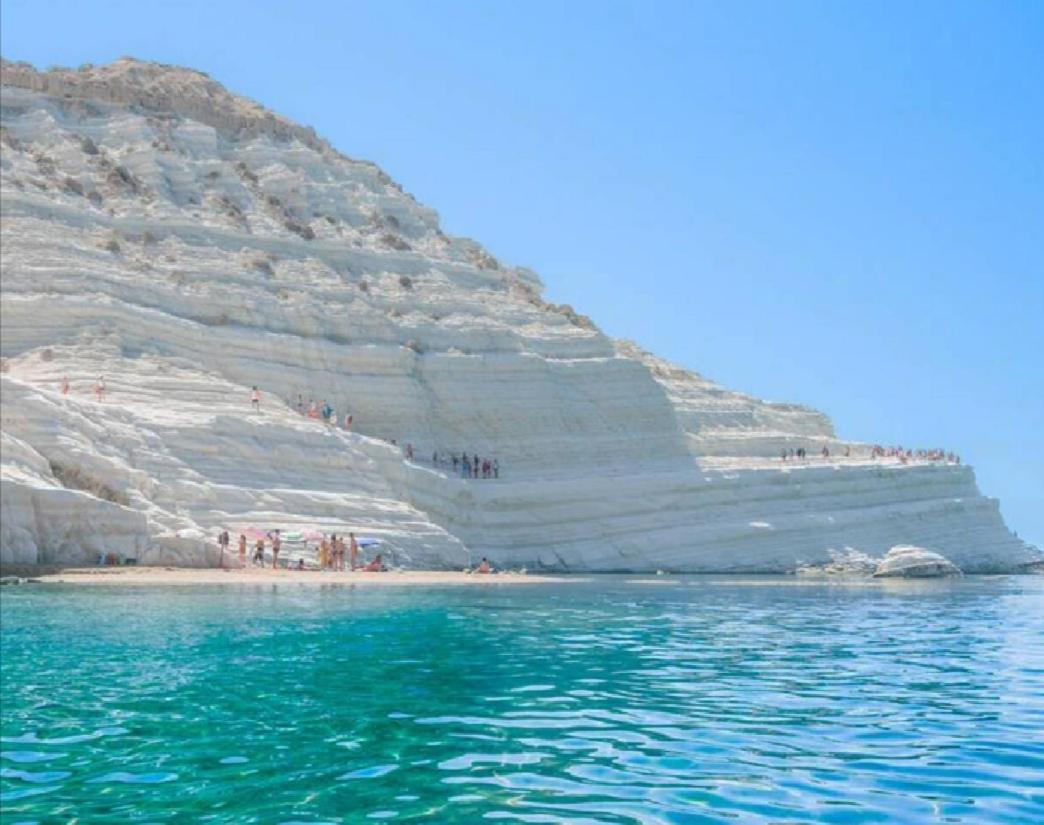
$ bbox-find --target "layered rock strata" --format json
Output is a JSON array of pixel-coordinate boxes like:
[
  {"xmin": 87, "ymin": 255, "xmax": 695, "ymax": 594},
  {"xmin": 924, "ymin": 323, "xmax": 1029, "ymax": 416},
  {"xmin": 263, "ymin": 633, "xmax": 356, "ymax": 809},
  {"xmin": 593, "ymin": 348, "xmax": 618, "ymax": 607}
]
[{"xmin": 1, "ymin": 58, "xmax": 1038, "ymax": 572}]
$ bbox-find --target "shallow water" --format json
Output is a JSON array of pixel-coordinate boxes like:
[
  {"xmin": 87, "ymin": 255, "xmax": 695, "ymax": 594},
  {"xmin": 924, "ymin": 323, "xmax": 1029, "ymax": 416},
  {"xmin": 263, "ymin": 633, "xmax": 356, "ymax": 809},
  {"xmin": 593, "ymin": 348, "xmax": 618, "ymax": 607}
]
[{"xmin": 2, "ymin": 576, "xmax": 1042, "ymax": 824}]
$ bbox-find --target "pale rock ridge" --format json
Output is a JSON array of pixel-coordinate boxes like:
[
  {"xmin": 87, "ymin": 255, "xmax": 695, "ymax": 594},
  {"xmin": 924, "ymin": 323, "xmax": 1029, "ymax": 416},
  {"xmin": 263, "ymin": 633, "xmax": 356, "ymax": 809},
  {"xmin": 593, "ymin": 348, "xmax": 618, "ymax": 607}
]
[
  {"xmin": 1, "ymin": 57, "xmax": 331, "ymax": 155},
  {"xmin": 873, "ymin": 545, "xmax": 962, "ymax": 578},
  {"xmin": 1, "ymin": 57, "xmax": 1039, "ymax": 573}
]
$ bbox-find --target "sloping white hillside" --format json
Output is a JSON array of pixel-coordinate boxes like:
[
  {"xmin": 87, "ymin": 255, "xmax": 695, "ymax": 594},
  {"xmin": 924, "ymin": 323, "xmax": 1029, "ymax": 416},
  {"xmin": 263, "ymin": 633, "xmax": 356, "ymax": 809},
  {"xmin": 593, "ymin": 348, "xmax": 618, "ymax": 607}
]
[{"xmin": 1, "ymin": 58, "xmax": 1037, "ymax": 572}]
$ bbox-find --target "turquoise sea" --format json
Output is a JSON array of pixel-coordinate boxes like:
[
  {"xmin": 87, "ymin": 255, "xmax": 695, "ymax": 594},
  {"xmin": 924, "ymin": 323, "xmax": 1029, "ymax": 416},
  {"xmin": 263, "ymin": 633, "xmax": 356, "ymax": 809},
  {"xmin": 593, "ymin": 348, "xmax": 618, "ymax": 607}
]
[{"xmin": 1, "ymin": 577, "xmax": 1042, "ymax": 824}]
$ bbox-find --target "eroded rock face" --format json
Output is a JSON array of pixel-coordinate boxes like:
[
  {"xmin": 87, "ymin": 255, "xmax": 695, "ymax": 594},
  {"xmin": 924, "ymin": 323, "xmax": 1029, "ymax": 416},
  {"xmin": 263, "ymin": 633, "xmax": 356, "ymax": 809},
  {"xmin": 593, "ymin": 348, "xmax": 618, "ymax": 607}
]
[
  {"xmin": 1, "ymin": 58, "xmax": 1040, "ymax": 572},
  {"xmin": 873, "ymin": 545, "xmax": 963, "ymax": 578},
  {"xmin": 796, "ymin": 548, "xmax": 879, "ymax": 577}
]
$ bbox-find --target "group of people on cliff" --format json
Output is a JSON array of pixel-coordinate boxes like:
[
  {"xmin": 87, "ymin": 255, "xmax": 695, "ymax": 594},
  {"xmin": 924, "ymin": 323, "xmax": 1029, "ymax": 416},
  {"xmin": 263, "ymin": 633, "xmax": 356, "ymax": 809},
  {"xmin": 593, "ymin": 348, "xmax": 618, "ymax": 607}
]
[
  {"xmin": 781, "ymin": 446, "xmax": 850, "ymax": 461},
  {"xmin": 59, "ymin": 375, "xmax": 107, "ymax": 401},
  {"xmin": 427, "ymin": 450, "xmax": 500, "ymax": 479},
  {"xmin": 779, "ymin": 444, "xmax": 961, "ymax": 464},
  {"xmin": 870, "ymin": 446, "xmax": 961, "ymax": 464},
  {"xmin": 290, "ymin": 393, "xmax": 353, "ymax": 430}
]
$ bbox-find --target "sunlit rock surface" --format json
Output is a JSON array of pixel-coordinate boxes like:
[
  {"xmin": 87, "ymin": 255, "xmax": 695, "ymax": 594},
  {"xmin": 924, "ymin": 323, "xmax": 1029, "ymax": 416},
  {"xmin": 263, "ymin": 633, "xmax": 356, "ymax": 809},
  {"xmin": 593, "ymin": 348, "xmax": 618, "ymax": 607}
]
[
  {"xmin": 1, "ymin": 58, "xmax": 1039, "ymax": 571},
  {"xmin": 873, "ymin": 545, "xmax": 963, "ymax": 578}
]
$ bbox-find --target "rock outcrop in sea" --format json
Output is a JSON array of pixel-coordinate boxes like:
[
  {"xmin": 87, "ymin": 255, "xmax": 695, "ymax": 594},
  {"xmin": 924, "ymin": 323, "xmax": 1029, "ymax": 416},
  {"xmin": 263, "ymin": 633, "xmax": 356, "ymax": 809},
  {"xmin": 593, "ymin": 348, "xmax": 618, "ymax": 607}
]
[{"xmin": 1, "ymin": 58, "xmax": 1039, "ymax": 572}]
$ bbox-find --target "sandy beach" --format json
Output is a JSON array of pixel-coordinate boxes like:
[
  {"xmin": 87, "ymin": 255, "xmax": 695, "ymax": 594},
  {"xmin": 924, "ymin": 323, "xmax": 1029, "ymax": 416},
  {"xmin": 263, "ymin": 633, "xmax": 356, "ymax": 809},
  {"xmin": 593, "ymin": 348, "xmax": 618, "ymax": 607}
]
[{"xmin": 5, "ymin": 566, "xmax": 571, "ymax": 587}]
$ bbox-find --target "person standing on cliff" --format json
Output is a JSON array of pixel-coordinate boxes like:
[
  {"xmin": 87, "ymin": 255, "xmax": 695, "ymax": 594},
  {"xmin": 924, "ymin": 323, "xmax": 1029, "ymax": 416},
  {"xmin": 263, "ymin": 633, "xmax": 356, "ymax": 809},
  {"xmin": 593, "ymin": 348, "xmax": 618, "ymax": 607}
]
[
  {"xmin": 94, "ymin": 375, "xmax": 106, "ymax": 402},
  {"xmin": 60, "ymin": 376, "xmax": 70, "ymax": 396},
  {"xmin": 251, "ymin": 385, "xmax": 261, "ymax": 412}
]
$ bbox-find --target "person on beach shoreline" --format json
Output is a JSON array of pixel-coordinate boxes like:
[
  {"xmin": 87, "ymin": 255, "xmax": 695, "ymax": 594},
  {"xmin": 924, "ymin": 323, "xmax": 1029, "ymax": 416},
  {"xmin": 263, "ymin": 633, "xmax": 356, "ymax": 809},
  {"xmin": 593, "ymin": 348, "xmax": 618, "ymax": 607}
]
[
  {"xmin": 238, "ymin": 534, "xmax": 247, "ymax": 566},
  {"xmin": 271, "ymin": 530, "xmax": 281, "ymax": 569},
  {"xmin": 319, "ymin": 536, "xmax": 329, "ymax": 569},
  {"xmin": 363, "ymin": 554, "xmax": 386, "ymax": 572},
  {"xmin": 476, "ymin": 557, "xmax": 492, "ymax": 574},
  {"xmin": 218, "ymin": 530, "xmax": 229, "ymax": 564},
  {"xmin": 253, "ymin": 538, "xmax": 265, "ymax": 566},
  {"xmin": 349, "ymin": 532, "xmax": 359, "ymax": 570}
]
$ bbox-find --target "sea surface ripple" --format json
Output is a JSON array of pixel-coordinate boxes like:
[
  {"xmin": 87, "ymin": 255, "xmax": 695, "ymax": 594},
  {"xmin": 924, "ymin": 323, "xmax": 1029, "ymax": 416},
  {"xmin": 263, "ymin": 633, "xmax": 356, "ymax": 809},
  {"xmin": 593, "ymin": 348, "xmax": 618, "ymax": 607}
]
[{"xmin": 1, "ymin": 576, "xmax": 1042, "ymax": 823}]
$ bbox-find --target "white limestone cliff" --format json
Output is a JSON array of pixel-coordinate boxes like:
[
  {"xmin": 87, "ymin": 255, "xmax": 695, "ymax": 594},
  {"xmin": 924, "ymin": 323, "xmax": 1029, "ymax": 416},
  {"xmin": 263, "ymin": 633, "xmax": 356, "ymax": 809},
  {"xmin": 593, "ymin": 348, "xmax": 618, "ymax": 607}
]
[{"xmin": 1, "ymin": 58, "xmax": 1039, "ymax": 573}]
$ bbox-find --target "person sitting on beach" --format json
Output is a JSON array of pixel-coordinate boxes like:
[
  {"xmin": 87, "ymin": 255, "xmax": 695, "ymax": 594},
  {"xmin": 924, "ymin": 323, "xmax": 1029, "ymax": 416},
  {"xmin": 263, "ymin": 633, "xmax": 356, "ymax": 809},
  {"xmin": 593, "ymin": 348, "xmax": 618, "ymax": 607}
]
[
  {"xmin": 363, "ymin": 554, "xmax": 386, "ymax": 572},
  {"xmin": 476, "ymin": 557, "xmax": 492, "ymax": 574},
  {"xmin": 271, "ymin": 530, "xmax": 282, "ymax": 569},
  {"xmin": 253, "ymin": 538, "xmax": 265, "ymax": 566}
]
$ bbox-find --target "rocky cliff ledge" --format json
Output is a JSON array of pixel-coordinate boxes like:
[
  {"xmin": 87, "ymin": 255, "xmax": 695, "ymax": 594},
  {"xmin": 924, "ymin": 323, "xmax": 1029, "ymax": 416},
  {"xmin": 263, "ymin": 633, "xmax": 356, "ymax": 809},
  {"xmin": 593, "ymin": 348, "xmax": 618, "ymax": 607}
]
[{"xmin": 1, "ymin": 58, "xmax": 1038, "ymax": 572}]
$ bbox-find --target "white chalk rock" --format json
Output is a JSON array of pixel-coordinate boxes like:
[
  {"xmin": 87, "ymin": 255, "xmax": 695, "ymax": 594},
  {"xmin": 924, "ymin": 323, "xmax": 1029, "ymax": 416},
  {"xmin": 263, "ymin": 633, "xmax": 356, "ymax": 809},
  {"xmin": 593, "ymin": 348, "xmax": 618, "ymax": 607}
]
[
  {"xmin": 0, "ymin": 58, "xmax": 1040, "ymax": 573},
  {"xmin": 796, "ymin": 548, "xmax": 879, "ymax": 577},
  {"xmin": 873, "ymin": 545, "xmax": 963, "ymax": 578}
]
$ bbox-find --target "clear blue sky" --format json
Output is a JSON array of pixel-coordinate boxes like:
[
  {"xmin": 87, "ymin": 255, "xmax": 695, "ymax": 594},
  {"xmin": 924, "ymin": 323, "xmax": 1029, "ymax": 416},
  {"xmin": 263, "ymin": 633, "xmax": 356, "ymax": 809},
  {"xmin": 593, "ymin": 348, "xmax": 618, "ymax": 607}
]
[{"xmin": 3, "ymin": 1, "xmax": 1042, "ymax": 547}]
